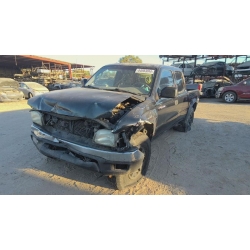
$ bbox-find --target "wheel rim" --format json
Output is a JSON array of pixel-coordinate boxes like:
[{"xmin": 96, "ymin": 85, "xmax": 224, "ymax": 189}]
[{"xmin": 224, "ymin": 93, "xmax": 234, "ymax": 102}]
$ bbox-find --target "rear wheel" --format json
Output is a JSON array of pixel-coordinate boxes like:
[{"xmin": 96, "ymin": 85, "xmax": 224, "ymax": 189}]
[
  {"xmin": 115, "ymin": 132, "xmax": 151, "ymax": 190},
  {"xmin": 28, "ymin": 92, "xmax": 33, "ymax": 99},
  {"xmin": 222, "ymin": 91, "xmax": 236, "ymax": 103}
]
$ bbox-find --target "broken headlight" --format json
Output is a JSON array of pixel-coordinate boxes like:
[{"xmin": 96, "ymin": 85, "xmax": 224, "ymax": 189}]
[
  {"xmin": 93, "ymin": 129, "xmax": 118, "ymax": 147},
  {"xmin": 30, "ymin": 111, "xmax": 44, "ymax": 126}
]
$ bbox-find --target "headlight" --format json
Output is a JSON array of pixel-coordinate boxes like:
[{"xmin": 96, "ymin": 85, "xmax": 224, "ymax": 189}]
[
  {"xmin": 218, "ymin": 87, "xmax": 224, "ymax": 92},
  {"xmin": 94, "ymin": 129, "xmax": 118, "ymax": 147},
  {"xmin": 30, "ymin": 111, "xmax": 44, "ymax": 126}
]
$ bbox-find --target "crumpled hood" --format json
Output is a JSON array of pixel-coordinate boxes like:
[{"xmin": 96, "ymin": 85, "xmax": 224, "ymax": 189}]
[
  {"xmin": 28, "ymin": 88, "xmax": 142, "ymax": 119},
  {"xmin": 0, "ymin": 78, "xmax": 19, "ymax": 88}
]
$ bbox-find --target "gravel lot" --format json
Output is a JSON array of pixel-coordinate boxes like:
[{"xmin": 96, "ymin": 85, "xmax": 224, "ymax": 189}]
[{"xmin": 0, "ymin": 98, "xmax": 249, "ymax": 195}]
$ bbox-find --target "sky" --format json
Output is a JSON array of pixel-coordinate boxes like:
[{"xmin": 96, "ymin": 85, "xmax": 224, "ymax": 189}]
[{"xmin": 41, "ymin": 55, "xmax": 163, "ymax": 72}]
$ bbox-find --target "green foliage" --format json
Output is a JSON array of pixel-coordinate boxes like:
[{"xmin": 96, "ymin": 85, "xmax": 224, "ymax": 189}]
[{"xmin": 119, "ymin": 55, "xmax": 142, "ymax": 63}]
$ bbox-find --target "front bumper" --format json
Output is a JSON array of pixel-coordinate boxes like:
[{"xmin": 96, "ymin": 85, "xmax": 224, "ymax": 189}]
[
  {"xmin": 215, "ymin": 91, "xmax": 222, "ymax": 99},
  {"xmin": 0, "ymin": 92, "xmax": 24, "ymax": 102},
  {"xmin": 31, "ymin": 124, "xmax": 144, "ymax": 175}
]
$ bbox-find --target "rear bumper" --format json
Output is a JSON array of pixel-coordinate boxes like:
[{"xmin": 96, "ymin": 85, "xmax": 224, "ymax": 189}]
[{"xmin": 31, "ymin": 124, "xmax": 144, "ymax": 175}]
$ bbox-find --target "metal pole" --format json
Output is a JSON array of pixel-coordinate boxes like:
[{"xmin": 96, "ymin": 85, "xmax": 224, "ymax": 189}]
[
  {"xmin": 183, "ymin": 57, "xmax": 185, "ymax": 75},
  {"xmin": 193, "ymin": 56, "xmax": 197, "ymax": 82},
  {"xmin": 68, "ymin": 64, "xmax": 72, "ymax": 79},
  {"xmin": 234, "ymin": 56, "xmax": 238, "ymax": 82},
  {"xmin": 224, "ymin": 58, "xmax": 227, "ymax": 76}
]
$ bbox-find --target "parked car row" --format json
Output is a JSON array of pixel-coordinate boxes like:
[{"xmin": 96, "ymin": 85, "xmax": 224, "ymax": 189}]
[
  {"xmin": 0, "ymin": 77, "xmax": 86, "ymax": 102},
  {"xmin": 172, "ymin": 60, "xmax": 250, "ymax": 79},
  {"xmin": 171, "ymin": 61, "xmax": 234, "ymax": 77},
  {"xmin": 186, "ymin": 77, "xmax": 234, "ymax": 98}
]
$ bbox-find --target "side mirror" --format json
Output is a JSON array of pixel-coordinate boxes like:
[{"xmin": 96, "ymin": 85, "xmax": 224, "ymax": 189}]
[{"xmin": 160, "ymin": 86, "xmax": 177, "ymax": 98}]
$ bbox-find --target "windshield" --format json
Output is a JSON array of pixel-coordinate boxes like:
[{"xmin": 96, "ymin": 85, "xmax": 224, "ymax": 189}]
[{"xmin": 85, "ymin": 65, "xmax": 157, "ymax": 95}]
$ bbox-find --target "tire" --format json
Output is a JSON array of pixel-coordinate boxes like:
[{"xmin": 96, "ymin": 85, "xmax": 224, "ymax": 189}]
[
  {"xmin": 173, "ymin": 107, "xmax": 194, "ymax": 132},
  {"xmin": 222, "ymin": 91, "xmax": 236, "ymax": 103},
  {"xmin": 115, "ymin": 132, "xmax": 151, "ymax": 190},
  {"xmin": 28, "ymin": 92, "xmax": 33, "ymax": 99}
]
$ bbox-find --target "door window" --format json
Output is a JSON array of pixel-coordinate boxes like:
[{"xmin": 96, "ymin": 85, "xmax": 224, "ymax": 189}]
[{"xmin": 174, "ymin": 71, "xmax": 185, "ymax": 92}]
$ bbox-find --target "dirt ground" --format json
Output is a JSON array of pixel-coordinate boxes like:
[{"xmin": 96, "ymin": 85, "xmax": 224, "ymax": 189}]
[{"xmin": 0, "ymin": 98, "xmax": 249, "ymax": 195}]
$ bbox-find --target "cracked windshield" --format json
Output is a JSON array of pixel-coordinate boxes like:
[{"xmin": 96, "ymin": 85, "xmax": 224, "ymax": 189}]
[{"xmin": 86, "ymin": 66, "xmax": 156, "ymax": 95}]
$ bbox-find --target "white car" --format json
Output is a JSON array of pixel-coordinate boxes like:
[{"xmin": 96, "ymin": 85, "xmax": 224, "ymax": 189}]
[
  {"xmin": 19, "ymin": 82, "xmax": 49, "ymax": 99},
  {"xmin": 171, "ymin": 62, "xmax": 193, "ymax": 76}
]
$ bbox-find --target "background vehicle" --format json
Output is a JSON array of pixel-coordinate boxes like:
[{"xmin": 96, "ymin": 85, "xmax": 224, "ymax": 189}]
[
  {"xmin": 28, "ymin": 63, "xmax": 199, "ymax": 190},
  {"xmin": 235, "ymin": 61, "xmax": 250, "ymax": 75},
  {"xmin": 19, "ymin": 82, "xmax": 49, "ymax": 99},
  {"xmin": 187, "ymin": 77, "xmax": 233, "ymax": 98},
  {"xmin": 215, "ymin": 77, "xmax": 250, "ymax": 103},
  {"xmin": 171, "ymin": 62, "xmax": 193, "ymax": 76},
  {"xmin": 47, "ymin": 82, "xmax": 82, "ymax": 91},
  {"xmin": 191, "ymin": 61, "xmax": 233, "ymax": 77},
  {"xmin": 0, "ymin": 78, "xmax": 24, "ymax": 102}
]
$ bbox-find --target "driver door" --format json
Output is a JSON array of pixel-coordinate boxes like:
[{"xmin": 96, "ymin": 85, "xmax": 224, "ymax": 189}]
[{"xmin": 156, "ymin": 69, "xmax": 179, "ymax": 130}]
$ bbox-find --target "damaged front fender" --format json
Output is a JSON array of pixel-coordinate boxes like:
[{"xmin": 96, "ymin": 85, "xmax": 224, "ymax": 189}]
[{"xmin": 112, "ymin": 99, "xmax": 158, "ymax": 136}]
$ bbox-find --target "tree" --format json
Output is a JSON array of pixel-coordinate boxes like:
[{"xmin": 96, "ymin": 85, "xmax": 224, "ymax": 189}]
[{"xmin": 119, "ymin": 55, "xmax": 142, "ymax": 63}]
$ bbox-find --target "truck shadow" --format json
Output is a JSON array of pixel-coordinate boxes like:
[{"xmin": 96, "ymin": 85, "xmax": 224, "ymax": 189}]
[{"xmin": 1, "ymin": 108, "xmax": 250, "ymax": 194}]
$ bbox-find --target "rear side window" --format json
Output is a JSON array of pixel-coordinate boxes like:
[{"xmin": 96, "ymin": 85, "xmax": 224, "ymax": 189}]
[{"xmin": 174, "ymin": 71, "xmax": 185, "ymax": 92}]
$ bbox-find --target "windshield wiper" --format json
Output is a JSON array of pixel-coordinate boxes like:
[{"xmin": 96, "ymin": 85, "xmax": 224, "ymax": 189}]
[
  {"xmin": 106, "ymin": 88, "xmax": 142, "ymax": 96},
  {"xmin": 85, "ymin": 85, "xmax": 101, "ymax": 89}
]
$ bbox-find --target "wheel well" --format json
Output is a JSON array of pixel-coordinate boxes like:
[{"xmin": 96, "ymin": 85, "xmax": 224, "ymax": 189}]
[
  {"xmin": 193, "ymin": 102, "xmax": 197, "ymax": 111},
  {"xmin": 142, "ymin": 124, "xmax": 154, "ymax": 140}
]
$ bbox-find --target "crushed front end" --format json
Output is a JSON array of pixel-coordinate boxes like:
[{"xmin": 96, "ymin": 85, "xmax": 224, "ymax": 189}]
[{"xmin": 29, "ymin": 96, "xmax": 146, "ymax": 176}]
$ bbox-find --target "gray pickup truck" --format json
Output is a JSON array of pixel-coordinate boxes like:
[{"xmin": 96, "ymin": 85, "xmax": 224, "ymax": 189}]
[{"xmin": 28, "ymin": 63, "xmax": 199, "ymax": 190}]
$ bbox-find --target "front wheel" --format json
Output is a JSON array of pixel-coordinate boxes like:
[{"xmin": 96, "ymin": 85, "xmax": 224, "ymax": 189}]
[
  {"xmin": 222, "ymin": 91, "xmax": 236, "ymax": 103},
  {"xmin": 115, "ymin": 132, "xmax": 151, "ymax": 190},
  {"xmin": 28, "ymin": 92, "xmax": 33, "ymax": 99}
]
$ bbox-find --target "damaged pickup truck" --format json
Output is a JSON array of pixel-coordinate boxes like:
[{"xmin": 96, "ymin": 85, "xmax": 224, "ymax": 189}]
[{"xmin": 28, "ymin": 63, "xmax": 199, "ymax": 190}]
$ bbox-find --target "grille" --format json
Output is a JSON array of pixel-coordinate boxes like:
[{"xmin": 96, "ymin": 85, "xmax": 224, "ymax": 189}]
[
  {"xmin": 73, "ymin": 120, "xmax": 94, "ymax": 138},
  {"xmin": 44, "ymin": 114, "xmax": 102, "ymax": 139}
]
